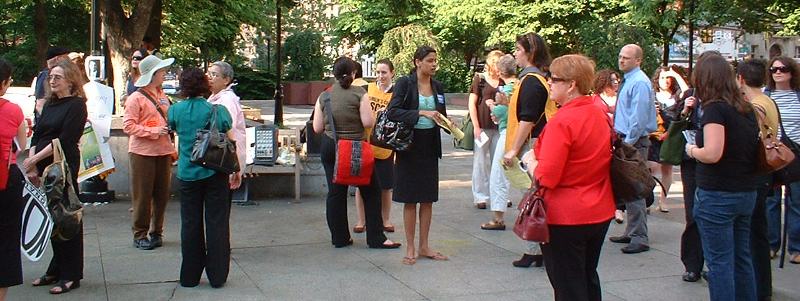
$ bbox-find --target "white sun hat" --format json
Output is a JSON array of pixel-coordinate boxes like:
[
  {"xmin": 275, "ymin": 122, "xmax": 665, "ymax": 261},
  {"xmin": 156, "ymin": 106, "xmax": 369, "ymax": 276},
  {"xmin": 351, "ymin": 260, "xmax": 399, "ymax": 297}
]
[{"xmin": 134, "ymin": 55, "xmax": 175, "ymax": 87}]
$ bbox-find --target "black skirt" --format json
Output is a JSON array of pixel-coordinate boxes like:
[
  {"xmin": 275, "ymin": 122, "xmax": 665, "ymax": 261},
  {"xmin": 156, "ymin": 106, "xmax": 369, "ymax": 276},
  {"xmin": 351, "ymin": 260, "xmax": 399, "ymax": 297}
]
[
  {"xmin": 0, "ymin": 167, "xmax": 24, "ymax": 287},
  {"xmin": 393, "ymin": 128, "xmax": 439, "ymax": 203}
]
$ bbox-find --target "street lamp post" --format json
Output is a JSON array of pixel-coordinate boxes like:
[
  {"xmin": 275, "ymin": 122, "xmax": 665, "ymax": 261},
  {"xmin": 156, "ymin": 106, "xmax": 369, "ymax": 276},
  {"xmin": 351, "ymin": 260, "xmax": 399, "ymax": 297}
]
[{"xmin": 274, "ymin": 2, "xmax": 283, "ymax": 127}]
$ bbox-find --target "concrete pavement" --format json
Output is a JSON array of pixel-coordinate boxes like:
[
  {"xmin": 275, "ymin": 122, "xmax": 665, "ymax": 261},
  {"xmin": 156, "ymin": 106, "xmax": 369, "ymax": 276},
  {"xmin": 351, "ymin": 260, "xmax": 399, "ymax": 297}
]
[{"xmin": 8, "ymin": 105, "xmax": 800, "ymax": 300}]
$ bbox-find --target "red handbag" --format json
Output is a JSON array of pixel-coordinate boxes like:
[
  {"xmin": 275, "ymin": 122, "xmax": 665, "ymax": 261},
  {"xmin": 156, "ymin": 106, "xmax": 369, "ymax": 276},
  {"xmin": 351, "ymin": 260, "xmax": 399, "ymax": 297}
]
[
  {"xmin": 322, "ymin": 92, "xmax": 375, "ymax": 186},
  {"xmin": 513, "ymin": 187, "xmax": 549, "ymax": 243},
  {"xmin": 333, "ymin": 139, "xmax": 374, "ymax": 186}
]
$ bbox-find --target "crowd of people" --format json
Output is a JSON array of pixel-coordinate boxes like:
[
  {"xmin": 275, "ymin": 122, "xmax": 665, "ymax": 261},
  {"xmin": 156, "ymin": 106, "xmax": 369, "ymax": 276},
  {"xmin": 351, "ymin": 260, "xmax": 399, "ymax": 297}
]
[{"xmin": 1, "ymin": 31, "xmax": 799, "ymax": 301}]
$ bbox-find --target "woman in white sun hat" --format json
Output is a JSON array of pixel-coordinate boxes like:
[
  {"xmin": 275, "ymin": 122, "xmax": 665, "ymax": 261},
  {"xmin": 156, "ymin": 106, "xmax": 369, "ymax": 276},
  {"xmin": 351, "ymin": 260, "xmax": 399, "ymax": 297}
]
[{"xmin": 122, "ymin": 55, "xmax": 177, "ymax": 251}]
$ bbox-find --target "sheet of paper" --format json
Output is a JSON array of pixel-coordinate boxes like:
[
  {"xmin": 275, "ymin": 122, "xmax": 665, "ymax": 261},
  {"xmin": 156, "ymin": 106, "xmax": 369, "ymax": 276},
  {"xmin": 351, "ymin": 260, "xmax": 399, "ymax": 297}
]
[
  {"xmin": 474, "ymin": 131, "xmax": 489, "ymax": 148},
  {"xmin": 682, "ymin": 130, "xmax": 697, "ymax": 145}
]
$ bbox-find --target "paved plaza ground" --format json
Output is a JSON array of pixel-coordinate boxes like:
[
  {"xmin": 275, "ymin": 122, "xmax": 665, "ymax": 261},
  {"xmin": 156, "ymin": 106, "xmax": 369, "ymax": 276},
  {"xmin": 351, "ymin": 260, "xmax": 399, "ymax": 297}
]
[{"xmin": 8, "ymin": 104, "xmax": 800, "ymax": 300}]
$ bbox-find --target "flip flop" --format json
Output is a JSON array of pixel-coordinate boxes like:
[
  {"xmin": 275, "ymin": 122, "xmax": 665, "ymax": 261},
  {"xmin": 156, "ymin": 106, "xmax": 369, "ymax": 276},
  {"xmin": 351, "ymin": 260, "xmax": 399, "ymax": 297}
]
[
  {"xmin": 402, "ymin": 257, "xmax": 416, "ymax": 265},
  {"xmin": 420, "ymin": 252, "xmax": 448, "ymax": 261}
]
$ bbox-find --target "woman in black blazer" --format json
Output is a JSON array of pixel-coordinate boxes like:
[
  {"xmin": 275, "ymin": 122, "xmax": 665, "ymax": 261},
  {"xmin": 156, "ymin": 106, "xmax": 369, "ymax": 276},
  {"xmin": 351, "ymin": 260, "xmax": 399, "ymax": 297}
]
[{"xmin": 386, "ymin": 46, "xmax": 449, "ymax": 265}]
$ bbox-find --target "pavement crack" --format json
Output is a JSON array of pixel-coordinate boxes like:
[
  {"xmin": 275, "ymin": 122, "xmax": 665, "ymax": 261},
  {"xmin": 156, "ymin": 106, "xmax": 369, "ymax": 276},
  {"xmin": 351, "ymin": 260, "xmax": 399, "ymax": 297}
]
[
  {"xmin": 354, "ymin": 251, "xmax": 429, "ymax": 300},
  {"xmin": 232, "ymin": 255, "xmax": 269, "ymax": 299},
  {"xmin": 94, "ymin": 218, "xmax": 111, "ymax": 301}
]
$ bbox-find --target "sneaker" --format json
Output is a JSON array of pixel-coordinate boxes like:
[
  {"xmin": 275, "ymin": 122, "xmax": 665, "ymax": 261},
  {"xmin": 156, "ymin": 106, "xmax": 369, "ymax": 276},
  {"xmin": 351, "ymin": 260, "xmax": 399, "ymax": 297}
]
[
  {"xmin": 133, "ymin": 238, "xmax": 154, "ymax": 250},
  {"xmin": 149, "ymin": 235, "xmax": 163, "ymax": 248}
]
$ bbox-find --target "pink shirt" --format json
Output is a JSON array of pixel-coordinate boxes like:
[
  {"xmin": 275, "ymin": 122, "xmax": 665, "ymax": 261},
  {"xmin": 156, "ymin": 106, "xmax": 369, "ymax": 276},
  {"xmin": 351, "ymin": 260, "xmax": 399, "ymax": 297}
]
[
  {"xmin": 208, "ymin": 87, "xmax": 246, "ymax": 169},
  {"xmin": 0, "ymin": 98, "xmax": 23, "ymax": 164},
  {"xmin": 123, "ymin": 87, "xmax": 175, "ymax": 156}
]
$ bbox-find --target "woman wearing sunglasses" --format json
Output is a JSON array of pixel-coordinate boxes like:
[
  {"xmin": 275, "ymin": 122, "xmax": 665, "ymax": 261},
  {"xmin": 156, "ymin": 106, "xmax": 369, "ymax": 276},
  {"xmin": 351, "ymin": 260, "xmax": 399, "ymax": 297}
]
[
  {"xmin": 764, "ymin": 56, "xmax": 800, "ymax": 265},
  {"xmin": 126, "ymin": 48, "xmax": 148, "ymax": 97}
]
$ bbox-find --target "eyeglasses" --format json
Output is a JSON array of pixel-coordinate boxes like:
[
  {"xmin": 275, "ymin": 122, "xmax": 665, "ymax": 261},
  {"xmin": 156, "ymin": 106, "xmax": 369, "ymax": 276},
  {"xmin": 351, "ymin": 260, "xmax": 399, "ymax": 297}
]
[
  {"xmin": 207, "ymin": 72, "xmax": 221, "ymax": 79},
  {"xmin": 770, "ymin": 66, "xmax": 791, "ymax": 74},
  {"xmin": 132, "ymin": 56, "xmax": 144, "ymax": 61},
  {"xmin": 611, "ymin": 79, "xmax": 620, "ymax": 84},
  {"xmin": 47, "ymin": 74, "xmax": 64, "ymax": 81},
  {"xmin": 550, "ymin": 76, "xmax": 570, "ymax": 83}
]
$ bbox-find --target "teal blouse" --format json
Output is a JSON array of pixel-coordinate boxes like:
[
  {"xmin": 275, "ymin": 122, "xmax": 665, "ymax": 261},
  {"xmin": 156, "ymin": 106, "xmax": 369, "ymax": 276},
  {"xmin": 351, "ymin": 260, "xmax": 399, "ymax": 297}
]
[
  {"xmin": 415, "ymin": 94, "xmax": 436, "ymax": 129},
  {"xmin": 167, "ymin": 97, "xmax": 232, "ymax": 181},
  {"xmin": 492, "ymin": 105, "xmax": 508, "ymax": 131}
]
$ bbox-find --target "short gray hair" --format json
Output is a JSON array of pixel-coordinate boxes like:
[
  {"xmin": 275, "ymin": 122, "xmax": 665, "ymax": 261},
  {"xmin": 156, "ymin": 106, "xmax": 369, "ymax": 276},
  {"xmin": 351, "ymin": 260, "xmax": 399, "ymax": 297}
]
[
  {"xmin": 497, "ymin": 54, "xmax": 517, "ymax": 78},
  {"xmin": 211, "ymin": 61, "xmax": 234, "ymax": 83}
]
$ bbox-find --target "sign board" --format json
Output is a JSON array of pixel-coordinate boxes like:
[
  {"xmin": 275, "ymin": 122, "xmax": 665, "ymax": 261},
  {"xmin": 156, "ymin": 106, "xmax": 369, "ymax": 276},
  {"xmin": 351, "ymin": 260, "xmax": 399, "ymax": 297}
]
[
  {"xmin": 16, "ymin": 150, "xmax": 53, "ymax": 262},
  {"xmin": 78, "ymin": 82, "xmax": 115, "ymax": 182}
]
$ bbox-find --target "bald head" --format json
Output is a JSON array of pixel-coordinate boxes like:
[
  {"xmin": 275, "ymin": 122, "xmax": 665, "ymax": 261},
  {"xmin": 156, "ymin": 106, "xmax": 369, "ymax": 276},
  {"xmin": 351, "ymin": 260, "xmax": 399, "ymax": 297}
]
[{"xmin": 619, "ymin": 44, "xmax": 643, "ymax": 73}]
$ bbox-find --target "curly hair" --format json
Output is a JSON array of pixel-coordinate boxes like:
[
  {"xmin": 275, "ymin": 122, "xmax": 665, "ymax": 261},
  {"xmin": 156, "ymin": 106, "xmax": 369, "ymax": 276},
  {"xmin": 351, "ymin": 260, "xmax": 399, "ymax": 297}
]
[
  {"xmin": 179, "ymin": 67, "xmax": 210, "ymax": 98},
  {"xmin": 593, "ymin": 69, "xmax": 619, "ymax": 95},
  {"xmin": 767, "ymin": 56, "xmax": 800, "ymax": 90}
]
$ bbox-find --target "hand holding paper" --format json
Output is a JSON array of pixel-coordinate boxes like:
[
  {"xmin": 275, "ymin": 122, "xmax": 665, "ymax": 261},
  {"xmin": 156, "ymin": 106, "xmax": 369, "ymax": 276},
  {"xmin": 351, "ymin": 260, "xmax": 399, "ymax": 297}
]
[{"xmin": 433, "ymin": 114, "xmax": 464, "ymax": 140}]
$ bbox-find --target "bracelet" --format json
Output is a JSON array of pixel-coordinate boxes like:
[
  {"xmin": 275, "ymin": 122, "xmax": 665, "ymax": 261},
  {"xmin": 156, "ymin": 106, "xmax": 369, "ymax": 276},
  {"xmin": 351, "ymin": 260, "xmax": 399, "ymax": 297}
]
[{"xmin": 688, "ymin": 146, "xmax": 695, "ymax": 159}]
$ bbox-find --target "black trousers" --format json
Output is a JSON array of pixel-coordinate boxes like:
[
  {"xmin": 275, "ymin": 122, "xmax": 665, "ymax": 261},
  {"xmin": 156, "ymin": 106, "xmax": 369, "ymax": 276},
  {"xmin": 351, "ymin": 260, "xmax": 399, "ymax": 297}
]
[
  {"xmin": 320, "ymin": 135, "xmax": 386, "ymax": 247},
  {"xmin": 0, "ymin": 167, "xmax": 25, "ymax": 287},
  {"xmin": 541, "ymin": 221, "xmax": 611, "ymax": 301},
  {"xmin": 179, "ymin": 172, "xmax": 231, "ymax": 287},
  {"xmin": 752, "ymin": 183, "xmax": 772, "ymax": 300},
  {"xmin": 680, "ymin": 160, "xmax": 704, "ymax": 274},
  {"xmin": 46, "ymin": 167, "xmax": 83, "ymax": 282}
]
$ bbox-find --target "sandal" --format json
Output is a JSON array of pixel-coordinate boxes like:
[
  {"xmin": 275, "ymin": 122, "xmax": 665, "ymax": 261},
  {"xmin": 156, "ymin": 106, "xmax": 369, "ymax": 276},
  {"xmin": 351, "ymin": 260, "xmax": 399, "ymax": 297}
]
[
  {"xmin": 480, "ymin": 220, "xmax": 506, "ymax": 230},
  {"xmin": 32, "ymin": 275, "xmax": 58, "ymax": 287},
  {"xmin": 49, "ymin": 280, "xmax": 80, "ymax": 294},
  {"xmin": 420, "ymin": 251, "xmax": 448, "ymax": 261},
  {"xmin": 383, "ymin": 225, "xmax": 395, "ymax": 232},
  {"xmin": 353, "ymin": 225, "xmax": 365, "ymax": 233},
  {"xmin": 402, "ymin": 257, "xmax": 416, "ymax": 265}
]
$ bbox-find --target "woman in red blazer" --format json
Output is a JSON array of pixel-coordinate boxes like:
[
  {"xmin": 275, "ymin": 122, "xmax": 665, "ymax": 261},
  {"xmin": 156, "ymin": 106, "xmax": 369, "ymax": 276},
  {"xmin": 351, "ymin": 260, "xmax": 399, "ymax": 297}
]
[{"xmin": 532, "ymin": 54, "xmax": 615, "ymax": 301}]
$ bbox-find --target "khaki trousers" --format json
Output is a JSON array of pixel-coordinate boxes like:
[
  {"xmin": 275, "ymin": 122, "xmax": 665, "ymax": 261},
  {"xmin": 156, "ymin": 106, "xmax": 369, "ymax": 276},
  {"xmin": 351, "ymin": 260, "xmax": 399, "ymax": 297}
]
[{"xmin": 130, "ymin": 153, "xmax": 172, "ymax": 240}]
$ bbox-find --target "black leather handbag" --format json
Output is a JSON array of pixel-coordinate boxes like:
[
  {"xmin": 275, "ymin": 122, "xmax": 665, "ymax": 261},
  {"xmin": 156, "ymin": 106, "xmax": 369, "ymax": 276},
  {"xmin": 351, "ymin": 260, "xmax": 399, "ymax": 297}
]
[
  {"xmin": 371, "ymin": 109, "xmax": 414, "ymax": 151},
  {"xmin": 190, "ymin": 104, "xmax": 240, "ymax": 174}
]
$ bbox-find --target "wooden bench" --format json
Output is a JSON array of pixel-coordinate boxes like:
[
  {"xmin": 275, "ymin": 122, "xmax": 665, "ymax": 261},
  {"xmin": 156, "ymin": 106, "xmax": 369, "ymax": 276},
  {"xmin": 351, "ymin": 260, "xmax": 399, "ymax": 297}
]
[{"xmin": 234, "ymin": 128, "xmax": 302, "ymax": 203}]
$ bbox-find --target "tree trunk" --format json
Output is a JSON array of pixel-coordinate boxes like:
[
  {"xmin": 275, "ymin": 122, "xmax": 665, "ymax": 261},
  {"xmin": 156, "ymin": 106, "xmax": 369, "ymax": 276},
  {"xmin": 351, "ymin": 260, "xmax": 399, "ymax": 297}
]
[
  {"xmin": 662, "ymin": 39, "xmax": 670, "ymax": 66},
  {"xmin": 145, "ymin": 0, "xmax": 162, "ymax": 49},
  {"xmin": 98, "ymin": 0, "xmax": 157, "ymax": 114},
  {"xmin": 34, "ymin": 0, "xmax": 47, "ymax": 69}
]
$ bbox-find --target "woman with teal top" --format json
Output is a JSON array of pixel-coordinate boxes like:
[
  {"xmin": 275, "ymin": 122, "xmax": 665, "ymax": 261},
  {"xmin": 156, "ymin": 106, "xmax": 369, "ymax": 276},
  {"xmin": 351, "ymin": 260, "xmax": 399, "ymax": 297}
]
[
  {"xmin": 387, "ymin": 46, "xmax": 449, "ymax": 265},
  {"xmin": 167, "ymin": 67, "xmax": 240, "ymax": 289},
  {"xmin": 480, "ymin": 54, "xmax": 517, "ymax": 231}
]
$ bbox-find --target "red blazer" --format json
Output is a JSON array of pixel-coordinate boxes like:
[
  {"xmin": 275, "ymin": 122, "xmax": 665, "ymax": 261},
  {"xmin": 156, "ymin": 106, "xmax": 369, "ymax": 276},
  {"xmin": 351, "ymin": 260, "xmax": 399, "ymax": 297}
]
[{"xmin": 533, "ymin": 95, "xmax": 615, "ymax": 225}]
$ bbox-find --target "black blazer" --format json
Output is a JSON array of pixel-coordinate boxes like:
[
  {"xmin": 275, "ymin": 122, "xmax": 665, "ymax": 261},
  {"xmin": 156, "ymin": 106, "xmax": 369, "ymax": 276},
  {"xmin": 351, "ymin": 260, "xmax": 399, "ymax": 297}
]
[{"xmin": 386, "ymin": 72, "xmax": 448, "ymax": 158}]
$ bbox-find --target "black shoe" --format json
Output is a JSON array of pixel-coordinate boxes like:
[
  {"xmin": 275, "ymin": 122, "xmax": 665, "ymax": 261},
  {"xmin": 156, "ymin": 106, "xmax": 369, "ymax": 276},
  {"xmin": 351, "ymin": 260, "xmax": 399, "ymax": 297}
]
[
  {"xmin": 210, "ymin": 281, "xmax": 226, "ymax": 288},
  {"xmin": 513, "ymin": 254, "xmax": 537, "ymax": 268},
  {"xmin": 149, "ymin": 235, "xmax": 163, "ymax": 248},
  {"xmin": 682, "ymin": 271, "xmax": 701, "ymax": 282},
  {"xmin": 133, "ymin": 238, "xmax": 154, "ymax": 250},
  {"xmin": 333, "ymin": 239, "xmax": 354, "ymax": 248},
  {"xmin": 609, "ymin": 236, "xmax": 631, "ymax": 244},
  {"xmin": 701, "ymin": 271, "xmax": 709, "ymax": 281},
  {"xmin": 621, "ymin": 245, "xmax": 650, "ymax": 254}
]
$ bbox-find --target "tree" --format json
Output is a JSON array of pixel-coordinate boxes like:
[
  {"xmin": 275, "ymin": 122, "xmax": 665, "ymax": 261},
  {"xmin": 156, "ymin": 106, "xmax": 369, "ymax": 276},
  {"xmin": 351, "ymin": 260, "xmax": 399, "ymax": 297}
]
[
  {"xmin": 629, "ymin": 0, "xmax": 685, "ymax": 66},
  {"xmin": 98, "ymin": 0, "xmax": 157, "ymax": 111},
  {"xmin": 282, "ymin": 30, "xmax": 327, "ymax": 81},
  {"xmin": 333, "ymin": 0, "xmax": 425, "ymax": 55},
  {"xmin": 375, "ymin": 24, "xmax": 439, "ymax": 76}
]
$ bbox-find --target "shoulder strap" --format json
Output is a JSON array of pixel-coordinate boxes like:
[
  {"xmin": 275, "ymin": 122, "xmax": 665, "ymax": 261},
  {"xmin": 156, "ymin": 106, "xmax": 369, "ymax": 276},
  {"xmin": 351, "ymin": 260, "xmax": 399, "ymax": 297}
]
[
  {"xmin": 321, "ymin": 92, "xmax": 337, "ymax": 140},
  {"xmin": 137, "ymin": 88, "xmax": 168, "ymax": 122},
  {"xmin": 528, "ymin": 73, "xmax": 552, "ymax": 125}
]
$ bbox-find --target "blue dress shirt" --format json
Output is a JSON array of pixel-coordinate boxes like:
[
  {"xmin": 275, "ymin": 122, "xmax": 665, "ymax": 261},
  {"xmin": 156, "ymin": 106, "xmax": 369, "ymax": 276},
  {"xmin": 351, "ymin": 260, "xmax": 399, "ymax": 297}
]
[{"xmin": 614, "ymin": 67, "xmax": 657, "ymax": 144}]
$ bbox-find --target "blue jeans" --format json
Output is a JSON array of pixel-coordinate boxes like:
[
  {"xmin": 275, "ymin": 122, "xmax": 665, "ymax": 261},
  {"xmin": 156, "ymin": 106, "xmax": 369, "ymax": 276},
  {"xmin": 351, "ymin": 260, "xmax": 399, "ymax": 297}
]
[
  {"xmin": 694, "ymin": 188, "xmax": 757, "ymax": 301},
  {"xmin": 766, "ymin": 183, "xmax": 800, "ymax": 253}
]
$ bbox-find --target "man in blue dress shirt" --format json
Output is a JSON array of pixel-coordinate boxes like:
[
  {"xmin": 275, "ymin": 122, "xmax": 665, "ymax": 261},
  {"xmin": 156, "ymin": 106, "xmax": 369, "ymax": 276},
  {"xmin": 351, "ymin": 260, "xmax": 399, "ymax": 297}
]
[{"xmin": 609, "ymin": 44, "xmax": 658, "ymax": 254}]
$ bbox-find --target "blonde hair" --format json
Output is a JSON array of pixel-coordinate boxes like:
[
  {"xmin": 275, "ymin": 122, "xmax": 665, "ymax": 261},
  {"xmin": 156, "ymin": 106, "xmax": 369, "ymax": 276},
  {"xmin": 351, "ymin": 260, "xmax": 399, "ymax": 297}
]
[
  {"xmin": 46, "ymin": 60, "xmax": 87, "ymax": 104},
  {"xmin": 550, "ymin": 54, "xmax": 596, "ymax": 95},
  {"xmin": 485, "ymin": 50, "xmax": 504, "ymax": 78}
]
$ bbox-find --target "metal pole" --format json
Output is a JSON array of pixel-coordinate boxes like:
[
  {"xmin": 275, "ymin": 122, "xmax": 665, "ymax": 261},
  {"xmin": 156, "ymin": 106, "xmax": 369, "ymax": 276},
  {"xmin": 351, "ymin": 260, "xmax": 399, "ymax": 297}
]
[
  {"xmin": 688, "ymin": 0, "xmax": 695, "ymax": 75},
  {"xmin": 90, "ymin": 0, "xmax": 100, "ymax": 55},
  {"xmin": 274, "ymin": 2, "xmax": 284, "ymax": 127}
]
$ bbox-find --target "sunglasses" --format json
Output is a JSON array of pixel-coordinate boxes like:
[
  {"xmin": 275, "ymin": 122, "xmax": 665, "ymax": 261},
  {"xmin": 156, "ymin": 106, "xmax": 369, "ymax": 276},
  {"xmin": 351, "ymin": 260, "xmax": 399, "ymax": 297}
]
[
  {"xmin": 770, "ymin": 66, "xmax": 791, "ymax": 74},
  {"xmin": 132, "ymin": 56, "xmax": 144, "ymax": 61}
]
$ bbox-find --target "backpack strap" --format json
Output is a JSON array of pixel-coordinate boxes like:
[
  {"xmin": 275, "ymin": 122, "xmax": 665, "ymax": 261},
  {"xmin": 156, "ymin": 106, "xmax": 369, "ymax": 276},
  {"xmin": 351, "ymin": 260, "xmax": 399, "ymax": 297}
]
[
  {"xmin": 320, "ymin": 92, "xmax": 337, "ymax": 140},
  {"xmin": 137, "ymin": 88, "xmax": 168, "ymax": 122}
]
